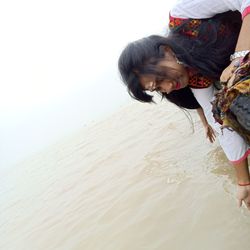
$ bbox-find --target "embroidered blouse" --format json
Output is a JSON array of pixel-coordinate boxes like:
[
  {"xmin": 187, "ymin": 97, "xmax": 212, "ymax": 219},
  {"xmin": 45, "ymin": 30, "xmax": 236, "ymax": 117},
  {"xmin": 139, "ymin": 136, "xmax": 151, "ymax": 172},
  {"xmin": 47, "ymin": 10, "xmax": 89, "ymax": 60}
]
[{"xmin": 168, "ymin": 0, "xmax": 250, "ymax": 88}]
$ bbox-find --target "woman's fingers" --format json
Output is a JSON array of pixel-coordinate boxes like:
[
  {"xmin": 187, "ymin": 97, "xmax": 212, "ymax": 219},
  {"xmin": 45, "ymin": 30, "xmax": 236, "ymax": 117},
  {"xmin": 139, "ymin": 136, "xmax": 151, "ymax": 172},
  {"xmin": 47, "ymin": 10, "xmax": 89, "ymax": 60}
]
[
  {"xmin": 237, "ymin": 186, "xmax": 250, "ymax": 210},
  {"xmin": 244, "ymin": 199, "xmax": 250, "ymax": 210},
  {"xmin": 206, "ymin": 125, "xmax": 216, "ymax": 143},
  {"xmin": 220, "ymin": 61, "xmax": 238, "ymax": 82},
  {"xmin": 238, "ymin": 198, "xmax": 242, "ymax": 208}
]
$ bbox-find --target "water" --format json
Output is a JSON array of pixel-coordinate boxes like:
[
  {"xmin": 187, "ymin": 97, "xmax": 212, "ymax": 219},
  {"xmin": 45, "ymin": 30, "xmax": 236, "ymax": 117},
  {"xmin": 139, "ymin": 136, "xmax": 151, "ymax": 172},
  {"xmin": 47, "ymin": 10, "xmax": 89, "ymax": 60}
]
[{"xmin": 1, "ymin": 101, "xmax": 250, "ymax": 250}]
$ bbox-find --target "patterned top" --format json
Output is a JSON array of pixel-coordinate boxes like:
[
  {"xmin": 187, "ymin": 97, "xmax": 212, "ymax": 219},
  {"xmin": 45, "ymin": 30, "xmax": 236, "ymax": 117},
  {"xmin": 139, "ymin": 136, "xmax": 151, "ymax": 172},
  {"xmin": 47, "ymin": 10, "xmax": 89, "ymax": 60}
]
[
  {"xmin": 169, "ymin": 15, "xmax": 230, "ymax": 88},
  {"xmin": 168, "ymin": 0, "xmax": 250, "ymax": 89},
  {"xmin": 187, "ymin": 70, "xmax": 214, "ymax": 88}
]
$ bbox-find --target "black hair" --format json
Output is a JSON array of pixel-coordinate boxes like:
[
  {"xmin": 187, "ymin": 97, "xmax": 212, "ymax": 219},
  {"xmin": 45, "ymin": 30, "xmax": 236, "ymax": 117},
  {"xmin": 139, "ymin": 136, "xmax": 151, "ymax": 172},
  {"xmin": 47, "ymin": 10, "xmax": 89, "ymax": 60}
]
[{"xmin": 118, "ymin": 11, "xmax": 241, "ymax": 109}]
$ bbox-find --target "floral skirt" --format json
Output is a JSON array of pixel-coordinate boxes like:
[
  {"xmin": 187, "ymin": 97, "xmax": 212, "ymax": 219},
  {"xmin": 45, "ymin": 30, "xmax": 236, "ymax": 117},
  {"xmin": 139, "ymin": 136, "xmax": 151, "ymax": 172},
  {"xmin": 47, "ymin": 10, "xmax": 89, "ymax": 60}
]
[{"xmin": 212, "ymin": 55, "xmax": 250, "ymax": 145}]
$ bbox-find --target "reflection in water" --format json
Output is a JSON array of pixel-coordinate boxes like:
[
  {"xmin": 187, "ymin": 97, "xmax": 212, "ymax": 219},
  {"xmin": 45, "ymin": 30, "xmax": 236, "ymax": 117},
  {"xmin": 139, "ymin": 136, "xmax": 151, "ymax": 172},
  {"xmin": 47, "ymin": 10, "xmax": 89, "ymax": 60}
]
[{"xmin": 206, "ymin": 147, "xmax": 237, "ymax": 185}]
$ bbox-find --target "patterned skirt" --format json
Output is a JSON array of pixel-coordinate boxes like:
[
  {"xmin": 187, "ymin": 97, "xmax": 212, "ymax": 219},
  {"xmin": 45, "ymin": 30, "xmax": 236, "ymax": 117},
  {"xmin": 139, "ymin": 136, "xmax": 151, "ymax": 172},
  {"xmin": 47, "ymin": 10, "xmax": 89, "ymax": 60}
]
[{"xmin": 212, "ymin": 55, "xmax": 250, "ymax": 145}]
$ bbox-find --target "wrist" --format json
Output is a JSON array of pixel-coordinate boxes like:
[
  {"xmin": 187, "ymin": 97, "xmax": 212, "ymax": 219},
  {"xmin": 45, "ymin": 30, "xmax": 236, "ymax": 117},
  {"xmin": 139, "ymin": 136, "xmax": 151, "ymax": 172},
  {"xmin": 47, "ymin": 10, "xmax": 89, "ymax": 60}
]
[
  {"xmin": 230, "ymin": 50, "xmax": 250, "ymax": 61},
  {"xmin": 237, "ymin": 177, "xmax": 250, "ymax": 185},
  {"xmin": 231, "ymin": 58, "xmax": 242, "ymax": 67},
  {"xmin": 238, "ymin": 182, "xmax": 250, "ymax": 186},
  {"xmin": 202, "ymin": 122, "xmax": 209, "ymax": 127},
  {"xmin": 237, "ymin": 176, "xmax": 250, "ymax": 185}
]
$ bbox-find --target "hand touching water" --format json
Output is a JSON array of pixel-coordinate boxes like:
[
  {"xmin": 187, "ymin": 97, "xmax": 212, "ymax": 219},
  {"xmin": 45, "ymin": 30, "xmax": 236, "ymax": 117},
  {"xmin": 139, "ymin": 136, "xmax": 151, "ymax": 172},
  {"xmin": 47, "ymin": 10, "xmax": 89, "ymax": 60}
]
[
  {"xmin": 205, "ymin": 124, "xmax": 216, "ymax": 143},
  {"xmin": 196, "ymin": 108, "xmax": 216, "ymax": 143},
  {"xmin": 237, "ymin": 185, "xmax": 250, "ymax": 210}
]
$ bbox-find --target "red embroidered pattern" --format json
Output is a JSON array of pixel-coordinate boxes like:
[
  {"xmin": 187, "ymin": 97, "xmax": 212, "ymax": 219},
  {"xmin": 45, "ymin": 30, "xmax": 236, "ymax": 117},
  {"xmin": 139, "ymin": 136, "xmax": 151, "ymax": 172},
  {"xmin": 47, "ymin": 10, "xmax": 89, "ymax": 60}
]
[
  {"xmin": 188, "ymin": 71, "xmax": 214, "ymax": 88},
  {"xmin": 169, "ymin": 17, "xmax": 201, "ymax": 38}
]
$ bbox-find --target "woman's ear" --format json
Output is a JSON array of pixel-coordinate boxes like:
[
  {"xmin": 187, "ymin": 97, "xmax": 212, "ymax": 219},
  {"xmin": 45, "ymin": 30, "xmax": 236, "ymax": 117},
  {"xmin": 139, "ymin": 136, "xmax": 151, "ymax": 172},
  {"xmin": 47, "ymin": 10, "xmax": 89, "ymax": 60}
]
[
  {"xmin": 163, "ymin": 46, "xmax": 175, "ymax": 59},
  {"xmin": 163, "ymin": 46, "xmax": 171, "ymax": 53}
]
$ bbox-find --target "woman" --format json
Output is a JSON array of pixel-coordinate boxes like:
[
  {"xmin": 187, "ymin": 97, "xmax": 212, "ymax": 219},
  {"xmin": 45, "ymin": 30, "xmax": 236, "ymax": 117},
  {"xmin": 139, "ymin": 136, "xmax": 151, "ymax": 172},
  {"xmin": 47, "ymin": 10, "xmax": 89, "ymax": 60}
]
[{"xmin": 118, "ymin": 0, "xmax": 250, "ymax": 209}]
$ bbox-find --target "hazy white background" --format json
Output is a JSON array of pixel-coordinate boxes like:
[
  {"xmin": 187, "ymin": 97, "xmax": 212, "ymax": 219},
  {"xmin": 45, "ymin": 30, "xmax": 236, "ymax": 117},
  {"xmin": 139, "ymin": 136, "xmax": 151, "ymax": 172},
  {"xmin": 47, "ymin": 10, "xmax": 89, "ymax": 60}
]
[{"xmin": 0, "ymin": 0, "xmax": 175, "ymax": 169}]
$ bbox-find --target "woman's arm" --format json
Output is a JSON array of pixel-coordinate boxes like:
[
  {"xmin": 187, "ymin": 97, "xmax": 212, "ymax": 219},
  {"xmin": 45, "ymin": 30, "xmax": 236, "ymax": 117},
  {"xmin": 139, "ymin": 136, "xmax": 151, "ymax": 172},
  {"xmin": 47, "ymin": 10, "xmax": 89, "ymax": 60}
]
[
  {"xmin": 197, "ymin": 108, "xmax": 250, "ymax": 209},
  {"xmin": 235, "ymin": 14, "xmax": 250, "ymax": 51},
  {"xmin": 233, "ymin": 159, "xmax": 250, "ymax": 210},
  {"xmin": 196, "ymin": 107, "xmax": 216, "ymax": 143},
  {"xmin": 221, "ymin": 12, "xmax": 250, "ymax": 82}
]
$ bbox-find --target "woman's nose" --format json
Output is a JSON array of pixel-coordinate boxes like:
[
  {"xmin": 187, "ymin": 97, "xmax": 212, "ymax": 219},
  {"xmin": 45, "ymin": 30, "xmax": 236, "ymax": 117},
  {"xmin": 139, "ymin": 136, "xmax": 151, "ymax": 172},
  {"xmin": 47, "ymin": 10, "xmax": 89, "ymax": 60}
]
[
  {"xmin": 148, "ymin": 81, "xmax": 156, "ymax": 92},
  {"xmin": 165, "ymin": 82, "xmax": 174, "ymax": 94}
]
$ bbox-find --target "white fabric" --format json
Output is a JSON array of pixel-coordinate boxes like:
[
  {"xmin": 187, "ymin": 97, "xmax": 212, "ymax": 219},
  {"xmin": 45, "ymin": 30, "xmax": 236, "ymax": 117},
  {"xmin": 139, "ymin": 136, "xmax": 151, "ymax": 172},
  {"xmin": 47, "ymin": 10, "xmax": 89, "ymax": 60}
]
[
  {"xmin": 170, "ymin": 0, "xmax": 250, "ymax": 162},
  {"xmin": 170, "ymin": 0, "xmax": 250, "ymax": 19},
  {"xmin": 191, "ymin": 86, "xmax": 250, "ymax": 162},
  {"xmin": 169, "ymin": 0, "xmax": 250, "ymax": 161}
]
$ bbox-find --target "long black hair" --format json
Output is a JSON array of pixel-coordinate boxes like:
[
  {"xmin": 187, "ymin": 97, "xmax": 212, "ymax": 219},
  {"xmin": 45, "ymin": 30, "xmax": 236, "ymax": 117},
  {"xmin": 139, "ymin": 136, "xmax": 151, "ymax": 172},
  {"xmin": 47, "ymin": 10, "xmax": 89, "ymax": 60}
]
[{"xmin": 118, "ymin": 11, "xmax": 241, "ymax": 109}]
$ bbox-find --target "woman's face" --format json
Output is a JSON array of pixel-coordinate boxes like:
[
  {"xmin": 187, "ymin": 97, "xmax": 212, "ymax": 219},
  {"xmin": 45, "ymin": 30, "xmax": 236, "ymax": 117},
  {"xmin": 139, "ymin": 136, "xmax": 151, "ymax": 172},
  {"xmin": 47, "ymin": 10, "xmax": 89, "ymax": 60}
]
[{"xmin": 139, "ymin": 48, "xmax": 189, "ymax": 94}]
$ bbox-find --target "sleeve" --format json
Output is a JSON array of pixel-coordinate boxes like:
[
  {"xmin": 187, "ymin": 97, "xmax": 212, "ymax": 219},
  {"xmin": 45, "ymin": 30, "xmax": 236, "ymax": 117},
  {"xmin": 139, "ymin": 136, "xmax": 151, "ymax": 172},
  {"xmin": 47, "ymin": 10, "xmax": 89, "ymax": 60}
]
[
  {"xmin": 170, "ymin": 0, "xmax": 250, "ymax": 19},
  {"xmin": 191, "ymin": 85, "xmax": 250, "ymax": 163},
  {"xmin": 241, "ymin": 0, "xmax": 250, "ymax": 19}
]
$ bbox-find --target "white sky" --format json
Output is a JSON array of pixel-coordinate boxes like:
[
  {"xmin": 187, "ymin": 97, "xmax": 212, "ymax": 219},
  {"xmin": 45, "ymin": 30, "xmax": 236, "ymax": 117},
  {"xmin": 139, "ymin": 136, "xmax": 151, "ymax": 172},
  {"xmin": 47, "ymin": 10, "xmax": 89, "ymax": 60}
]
[{"xmin": 0, "ymin": 0, "xmax": 175, "ymax": 169}]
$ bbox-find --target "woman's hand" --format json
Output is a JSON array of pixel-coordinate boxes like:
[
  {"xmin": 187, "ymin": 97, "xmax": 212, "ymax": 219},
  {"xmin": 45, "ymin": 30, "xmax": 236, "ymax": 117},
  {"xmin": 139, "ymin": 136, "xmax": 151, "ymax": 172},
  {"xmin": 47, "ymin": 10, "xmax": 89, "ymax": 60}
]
[
  {"xmin": 196, "ymin": 108, "xmax": 216, "ymax": 143},
  {"xmin": 204, "ymin": 124, "xmax": 216, "ymax": 143},
  {"xmin": 220, "ymin": 61, "xmax": 238, "ymax": 83},
  {"xmin": 237, "ymin": 185, "xmax": 250, "ymax": 210}
]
